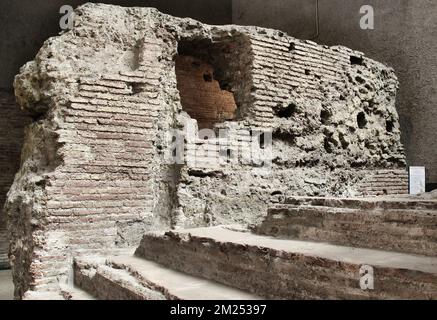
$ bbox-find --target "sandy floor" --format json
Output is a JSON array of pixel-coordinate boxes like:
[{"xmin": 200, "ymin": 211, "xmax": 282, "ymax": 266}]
[{"xmin": 0, "ymin": 270, "xmax": 13, "ymax": 300}]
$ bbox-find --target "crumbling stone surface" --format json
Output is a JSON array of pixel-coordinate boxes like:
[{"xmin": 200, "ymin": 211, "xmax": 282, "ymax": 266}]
[
  {"xmin": 175, "ymin": 55, "xmax": 237, "ymax": 129},
  {"xmin": 7, "ymin": 3, "xmax": 407, "ymax": 297}
]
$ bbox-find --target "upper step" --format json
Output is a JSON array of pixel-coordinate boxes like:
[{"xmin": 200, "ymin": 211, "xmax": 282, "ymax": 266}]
[
  {"xmin": 74, "ymin": 253, "xmax": 262, "ymax": 300},
  {"xmin": 284, "ymin": 196, "xmax": 437, "ymax": 211},
  {"xmin": 255, "ymin": 196, "xmax": 437, "ymax": 257},
  {"xmin": 135, "ymin": 225, "xmax": 437, "ymax": 300}
]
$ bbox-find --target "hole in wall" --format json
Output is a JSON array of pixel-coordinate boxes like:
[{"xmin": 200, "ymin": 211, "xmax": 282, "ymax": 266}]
[
  {"xmin": 275, "ymin": 103, "xmax": 297, "ymax": 118},
  {"xmin": 305, "ymin": 69, "xmax": 311, "ymax": 76},
  {"xmin": 289, "ymin": 42, "xmax": 296, "ymax": 51},
  {"xmin": 355, "ymin": 76, "xmax": 365, "ymax": 84},
  {"xmin": 175, "ymin": 38, "xmax": 241, "ymax": 130},
  {"xmin": 386, "ymin": 120, "xmax": 394, "ymax": 132},
  {"xmin": 129, "ymin": 83, "xmax": 145, "ymax": 95},
  {"xmin": 272, "ymin": 129, "xmax": 296, "ymax": 146},
  {"xmin": 357, "ymin": 112, "xmax": 367, "ymax": 129},
  {"xmin": 203, "ymin": 73, "xmax": 213, "ymax": 82},
  {"xmin": 320, "ymin": 110, "xmax": 331, "ymax": 125},
  {"xmin": 350, "ymin": 55, "xmax": 364, "ymax": 65}
]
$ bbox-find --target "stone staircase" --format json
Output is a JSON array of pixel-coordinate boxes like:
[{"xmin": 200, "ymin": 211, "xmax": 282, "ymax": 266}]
[{"xmin": 72, "ymin": 197, "xmax": 437, "ymax": 300}]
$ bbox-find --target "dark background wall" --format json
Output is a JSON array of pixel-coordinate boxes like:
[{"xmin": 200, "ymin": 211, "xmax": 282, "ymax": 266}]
[
  {"xmin": 0, "ymin": 0, "xmax": 232, "ymax": 89},
  {"xmin": 233, "ymin": 0, "xmax": 437, "ymax": 186}
]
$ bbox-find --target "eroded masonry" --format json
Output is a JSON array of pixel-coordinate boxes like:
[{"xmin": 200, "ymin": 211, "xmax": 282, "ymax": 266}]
[{"xmin": 6, "ymin": 4, "xmax": 434, "ymax": 300}]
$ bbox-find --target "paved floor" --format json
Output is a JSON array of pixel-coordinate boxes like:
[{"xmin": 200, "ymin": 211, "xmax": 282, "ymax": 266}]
[{"xmin": 0, "ymin": 270, "xmax": 13, "ymax": 300}]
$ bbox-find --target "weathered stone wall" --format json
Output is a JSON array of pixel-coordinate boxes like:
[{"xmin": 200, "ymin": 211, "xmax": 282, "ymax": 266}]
[
  {"xmin": 232, "ymin": 0, "xmax": 437, "ymax": 187},
  {"xmin": 0, "ymin": 90, "xmax": 31, "ymax": 270},
  {"xmin": 174, "ymin": 27, "xmax": 407, "ymax": 228},
  {"xmin": 7, "ymin": 4, "xmax": 407, "ymax": 297}
]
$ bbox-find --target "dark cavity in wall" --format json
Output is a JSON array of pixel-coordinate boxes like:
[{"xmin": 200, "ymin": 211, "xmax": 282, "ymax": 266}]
[
  {"xmin": 386, "ymin": 120, "xmax": 394, "ymax": 133},
  {"xmin": 175, "ymin": 37, "xmax": 248, "ymax": 130},
  {"xmin": 176, "ymin": 35, "xmax": 250, "ymax": 129},
  {"xmin": 272, "ymin": 129, "xmax": 296, "ymax": 146},
  {"xmin": 274, "ymin": 103, "xmax": 297, "ymax": 118},
  {"xmin": 350, "ymin": 55, "xmax": 364, "ymax": 66},
  {"xmin": 320, "ymin": 109, "xmax": 331, "ymax": 125},
  {"xmin": 357, "ymin": 112, "xmax": 367, "ymax": 129}
]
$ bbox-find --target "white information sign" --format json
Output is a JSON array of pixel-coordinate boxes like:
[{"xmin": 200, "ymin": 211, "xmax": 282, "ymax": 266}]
[{"xmin": 409, "ymin": 166, "xmax": 426, "ymax": 195}]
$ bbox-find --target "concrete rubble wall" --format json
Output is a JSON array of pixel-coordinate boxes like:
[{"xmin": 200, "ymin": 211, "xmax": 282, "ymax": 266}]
[
  {"xmin": 232, "ymin": 0, "xmax": 437, "ymax": 187},
  {"xmin": 7, "ymin": 3, "xmax": 406, "ymax": 297}
]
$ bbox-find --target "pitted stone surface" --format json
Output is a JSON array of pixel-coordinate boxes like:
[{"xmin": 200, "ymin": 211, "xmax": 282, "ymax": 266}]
[{"xmin": 136, "ymin": 225, "xmax": 437, "ymax": 299}]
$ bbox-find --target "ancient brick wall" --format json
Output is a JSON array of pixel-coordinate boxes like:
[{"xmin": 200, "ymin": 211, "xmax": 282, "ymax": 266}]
[
  {"xmin": 8, "ymin": 4, "xmax": 408, "ymax": 297},
  {"xmin": 174, "ymin": 31, "xmax": 407, "ymax": 228},
  {"xmin": 7, "ymin": 12, "xmax": 178, "ymax": 295},
  {"xmin": 0, "ymin": 90, "xmax": 31, "ymax": 269}
]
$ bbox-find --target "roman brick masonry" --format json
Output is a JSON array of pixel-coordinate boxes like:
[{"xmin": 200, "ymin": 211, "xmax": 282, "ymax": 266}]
[{"xmin": 2, "ymin": 3, "xmax": 436, "ymax": 299}]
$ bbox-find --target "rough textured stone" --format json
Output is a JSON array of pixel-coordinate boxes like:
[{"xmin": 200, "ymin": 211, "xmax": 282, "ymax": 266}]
[
  {"xmin": 175, "ymin": 55, "xmax": 237, "ymax": 129},
  {"xmin": 7, "ymin": 3, "xmax": 407, "ymax": 298}
]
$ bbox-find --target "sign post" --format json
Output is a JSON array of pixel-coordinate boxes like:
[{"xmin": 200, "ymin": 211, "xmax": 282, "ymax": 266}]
[{"xmin": 409, "ymin": 166, "xmax": 426, "ymax": 195}]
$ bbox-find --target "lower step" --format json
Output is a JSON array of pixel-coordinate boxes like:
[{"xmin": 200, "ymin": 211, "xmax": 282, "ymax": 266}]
[
  {"xmin": 74, "ymin": 254, "xmax": 262, "ymax": 300},
  {"xmin": 135, "ymin": 225, "xmax": 437, "ymax": 300}
]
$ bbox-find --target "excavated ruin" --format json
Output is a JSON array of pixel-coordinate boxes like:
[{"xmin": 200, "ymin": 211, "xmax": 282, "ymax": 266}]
[{"xmin": 5, "ymin": 3, "xmax": 420, "ymax": 299}]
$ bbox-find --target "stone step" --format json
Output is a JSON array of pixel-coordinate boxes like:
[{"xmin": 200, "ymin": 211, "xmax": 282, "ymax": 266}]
[
  {"xmin": 74, "ymin": 254, "xmax": 262, "ymax": 300},
  {"xmin": 284, "ymin": 196, "xmax": 437, "ymax": 211},
  {"xmin": 254, "ymin": 204, "xmax": 437, "ymax": 256},
  {"xmin": 135, "ymin": 225, "xmax": 437, "ymax": 300}
]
